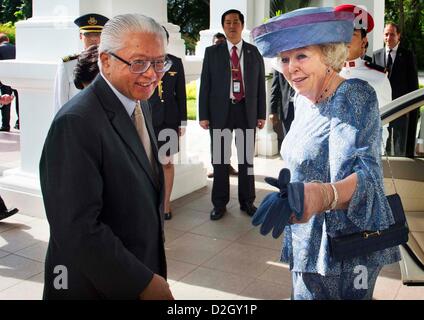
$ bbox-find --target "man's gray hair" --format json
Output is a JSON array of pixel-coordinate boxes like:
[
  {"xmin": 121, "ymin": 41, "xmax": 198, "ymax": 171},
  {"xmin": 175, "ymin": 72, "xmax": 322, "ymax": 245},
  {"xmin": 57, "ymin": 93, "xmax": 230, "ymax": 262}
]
[{"xmin": 98, "ymin": 14, "xmax": 167, "ymax": 55}]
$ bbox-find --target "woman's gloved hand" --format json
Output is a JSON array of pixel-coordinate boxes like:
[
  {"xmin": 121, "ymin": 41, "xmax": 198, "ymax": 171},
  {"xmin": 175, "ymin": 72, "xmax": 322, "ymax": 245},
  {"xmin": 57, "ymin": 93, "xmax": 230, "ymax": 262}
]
[{"xmin": 252, "ymin": 168, "xmax": 304, "ymax": 238}]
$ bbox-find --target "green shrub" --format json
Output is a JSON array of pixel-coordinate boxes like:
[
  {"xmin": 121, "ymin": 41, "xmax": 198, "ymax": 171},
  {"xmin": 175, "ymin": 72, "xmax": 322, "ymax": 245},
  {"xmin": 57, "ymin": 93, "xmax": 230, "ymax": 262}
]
[
  {"xmin": 186, "ymin": 80, "xmax": 197, "ymax": 100},
  {"xmin": 185, "ymin": 80, "xmax": 197, "ymax": 120},
  {"xmin": 187, "ymin": 99, "xmax": 197, "ymax": 120},
  {"xmin": 0, "ymin": 22, "xmax": 16, "ymax": 44}
]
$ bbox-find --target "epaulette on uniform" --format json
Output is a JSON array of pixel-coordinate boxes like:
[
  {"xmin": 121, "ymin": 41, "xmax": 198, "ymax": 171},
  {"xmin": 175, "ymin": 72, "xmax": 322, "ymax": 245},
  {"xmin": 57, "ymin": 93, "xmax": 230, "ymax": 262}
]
[
  {"xmin": 62, "ymin": 53, "xmax": 79, "ymax": 63},
  {"xmin": 365, "ymin": 61, "xmax": 386, "ymax": 73}
]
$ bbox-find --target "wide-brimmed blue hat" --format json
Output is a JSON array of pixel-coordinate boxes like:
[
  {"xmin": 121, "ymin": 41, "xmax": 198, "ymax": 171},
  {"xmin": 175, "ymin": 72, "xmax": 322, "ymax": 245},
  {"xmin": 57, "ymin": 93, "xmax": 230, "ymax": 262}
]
[{"xmin": 252, "ymin": 7, "xmax": 355, "ymax": 58}]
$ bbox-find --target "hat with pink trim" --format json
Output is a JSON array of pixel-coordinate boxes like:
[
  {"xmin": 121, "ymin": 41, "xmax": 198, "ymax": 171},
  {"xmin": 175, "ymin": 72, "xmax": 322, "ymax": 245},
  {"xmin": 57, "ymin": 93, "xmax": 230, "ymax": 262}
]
[{"xmin": 252, "ymin": 7, "xmax": 355, "ymax": 58}]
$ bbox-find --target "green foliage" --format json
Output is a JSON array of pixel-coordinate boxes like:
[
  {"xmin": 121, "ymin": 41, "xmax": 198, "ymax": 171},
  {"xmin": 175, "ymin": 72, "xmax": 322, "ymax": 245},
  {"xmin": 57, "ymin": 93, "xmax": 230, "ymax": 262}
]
[
  {"xmin": 269, "ymin": 0, "xmax": 311, "ymax": 17},
  {"xmin": 186, "ymin": 80, "xmax": 197, "ymax": 100},
  {"xmin": 0, "ymin": 0, "xmax": 32, "ymax": 24},
  {"xmin": 0, "ymin": 21, "xmax": 15, "ymax": 43},
  {"xmin": 168, "ymin": 0, "xmax": 209, "ymax": 54},
  {"xmin": 186, "ymin": 80, "xmax": 197, "ymax": 120},
  {"xmin": 187, "ymin": 99, "xmax": 197, "ymax": 120},
  {"xmin": 385, "ymin": 0, "xmax": 424, "ymax": 70}
]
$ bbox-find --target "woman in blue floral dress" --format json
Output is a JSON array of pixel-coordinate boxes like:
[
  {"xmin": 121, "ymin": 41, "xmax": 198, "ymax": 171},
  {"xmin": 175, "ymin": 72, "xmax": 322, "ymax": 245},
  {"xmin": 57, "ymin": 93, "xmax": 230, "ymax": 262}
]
[{"xmin": 252, "ymin": 7, "xmax": 401, "ymax": 299}]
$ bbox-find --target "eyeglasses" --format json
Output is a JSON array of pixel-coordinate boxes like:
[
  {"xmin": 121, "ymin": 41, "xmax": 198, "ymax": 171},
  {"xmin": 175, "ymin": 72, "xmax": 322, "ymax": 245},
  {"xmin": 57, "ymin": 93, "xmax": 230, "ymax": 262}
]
[{"xmin": 109, "ymin": 52, "xmax": 172, "ymax": 74}]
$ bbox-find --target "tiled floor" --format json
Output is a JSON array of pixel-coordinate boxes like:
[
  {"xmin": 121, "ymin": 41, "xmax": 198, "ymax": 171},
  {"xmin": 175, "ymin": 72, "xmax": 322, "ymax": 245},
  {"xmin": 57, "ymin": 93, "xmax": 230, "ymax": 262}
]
[{"xmin": 1, "ymin": 124, "xmax": 424, "ymax": 300}]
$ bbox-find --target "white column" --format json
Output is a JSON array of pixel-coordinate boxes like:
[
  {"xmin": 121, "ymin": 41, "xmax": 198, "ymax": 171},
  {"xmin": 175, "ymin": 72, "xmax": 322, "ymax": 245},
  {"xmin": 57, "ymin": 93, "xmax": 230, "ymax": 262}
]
[{"xmin": 0, "ymin": 0, "xmax": 206, "ymax": 218}]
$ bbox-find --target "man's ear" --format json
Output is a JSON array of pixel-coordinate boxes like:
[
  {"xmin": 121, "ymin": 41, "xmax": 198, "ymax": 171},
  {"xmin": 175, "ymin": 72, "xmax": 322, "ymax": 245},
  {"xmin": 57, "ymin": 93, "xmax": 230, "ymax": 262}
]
[
  {"xmin": 79, "ymin": 33, "xmax": 83, "ymax": 40},
  {"xmin": 100, "ymin": 52, "xmax": 111, "ymax": 75}
]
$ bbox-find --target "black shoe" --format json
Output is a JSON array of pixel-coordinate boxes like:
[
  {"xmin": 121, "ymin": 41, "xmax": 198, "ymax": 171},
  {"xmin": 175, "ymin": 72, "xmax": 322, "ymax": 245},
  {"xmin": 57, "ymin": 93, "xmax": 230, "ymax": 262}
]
[
  {"xmin": 240, "ymin": 203, "xmax": 257, "ymax": 216},
  {"xmin": 0, "ymin": 208, "xmax": 19, "ymax": 221},
  {"xmin": 0, "ymin": 127, "xmax": 10, "ymax": 132},
  {"xmin": 210, "ymin": 207, "xmax": 226, "ymax": 220},
  {"xmin": 164, "ymin": 212, "xmax": 172, "ymax": 220}
]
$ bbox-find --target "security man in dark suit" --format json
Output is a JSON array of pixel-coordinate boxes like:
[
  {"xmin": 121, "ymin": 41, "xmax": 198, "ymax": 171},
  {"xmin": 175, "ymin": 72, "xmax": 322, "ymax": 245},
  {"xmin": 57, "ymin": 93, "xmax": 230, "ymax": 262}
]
[
  {"xmin": 0, "ymin": 33, "xmax": 15, "ymax": 59},
  {"xmin": 149, "ymin": 27, "xmax": 187, "ymax": 221},
  {"xmin": 373, "ymin": 22, "xmax": 419, "ymax": 155},
  {"xmin": 269, "ymin": 69, "xmax": 295, "ymax": 152},
  {"xmin": 40, "ymin": 14, "xmax": 173, "ymax": 300},
  {"xmin": 199, "ymin": 9, "xmax": 266, "ymax": 220}
]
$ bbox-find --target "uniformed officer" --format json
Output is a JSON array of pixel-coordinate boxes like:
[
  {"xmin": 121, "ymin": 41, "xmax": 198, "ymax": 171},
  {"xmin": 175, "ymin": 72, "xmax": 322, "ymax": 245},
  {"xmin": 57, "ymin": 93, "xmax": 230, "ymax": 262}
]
[
  {"xmin": 336, "ymin": 4, "xmax": 392, "ymax": 108},
  {"xmin": 53, "ymin": 13, "xmax": 109, "ymax": 113},
  {"xmin": 148, "ymin": 27, "xmax": 187, "ymax": 221}
]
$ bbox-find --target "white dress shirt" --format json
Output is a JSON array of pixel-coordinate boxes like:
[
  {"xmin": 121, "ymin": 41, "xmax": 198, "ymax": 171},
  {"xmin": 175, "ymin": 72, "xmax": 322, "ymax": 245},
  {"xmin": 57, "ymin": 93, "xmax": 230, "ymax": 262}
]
[
  {"xmin": 227, "ymin": 39, "xmax": 245, "ymax": 100},
  {"xmin": 386, "ymin": 42, "xmax": 399, "ymax": 65}
]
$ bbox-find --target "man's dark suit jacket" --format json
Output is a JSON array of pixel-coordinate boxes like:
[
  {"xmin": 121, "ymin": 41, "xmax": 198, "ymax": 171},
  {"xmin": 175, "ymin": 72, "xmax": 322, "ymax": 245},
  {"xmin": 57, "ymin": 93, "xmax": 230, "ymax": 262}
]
[
  {"xmin": 149, "ymin": 54, "xmax": 187, "ymax": 127},
  {"xmin": 373, "ymin": 46, "xmax": 419, "ymax": 99},
  {"xmin": 0, "ymin": 43, "xmax": 16, "ymax": 60},
  {"xmin": 270, "ymin": 70, "xmax": 294, "ymax": 124},
  {"xmin": 199, "ymin": 41, "xmax": 266, "ymax": 129},
  {"xmin": 39, "ymin": 75, "xmax": 166, "ymax": 300}
]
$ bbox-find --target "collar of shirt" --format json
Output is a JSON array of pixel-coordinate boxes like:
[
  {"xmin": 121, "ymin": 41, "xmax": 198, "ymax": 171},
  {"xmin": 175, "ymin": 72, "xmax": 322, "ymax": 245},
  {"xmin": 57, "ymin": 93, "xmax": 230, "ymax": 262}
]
[
  {"xmin": 227, "ymin": 39, "xmax": 243, "ymax": 56},
  {"xmin": 386, "ymin": 42, "xmax": 399, "ymax": 55},
  {"xmin": 100, "ymin": 72, "xmax": 136, "ymax": 117},
  {"xmin": 343, "ymin": 57, "xmax": 365, "ymax": 69}
]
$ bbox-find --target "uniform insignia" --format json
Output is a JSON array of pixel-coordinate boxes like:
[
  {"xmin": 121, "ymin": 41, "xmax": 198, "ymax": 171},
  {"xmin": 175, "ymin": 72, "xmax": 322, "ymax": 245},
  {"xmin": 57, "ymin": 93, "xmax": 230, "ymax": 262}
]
[
  {"xmin": 62, "ymin": 53, "xmax": 79, "ymax": 63},
  {"xmin": 168, "ymin": 71, "xmax": 177, "ymax": 76},
  {"xmin": 88, "ymin": 17, "xmax": 98, "ymax": 25},
  {"xmin": 365, "ymin": 61, "xmax": 386, "ymax": 73}
]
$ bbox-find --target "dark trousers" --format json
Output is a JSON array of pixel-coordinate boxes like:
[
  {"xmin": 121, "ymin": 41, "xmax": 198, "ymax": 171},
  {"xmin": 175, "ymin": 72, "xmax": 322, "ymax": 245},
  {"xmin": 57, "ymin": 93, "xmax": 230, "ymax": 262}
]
[
  {"xmin": 0, "ymin": 83, "xmax": 12, "ymax": 129},
  {"xmin": 210, "ymin": 100, "xmax": 255, "ymax": 209},
  {"xmin": 386, "ymin": 115, "xmax": 408, "ymax": 156},
  {"xmin": 1, "ymin": 103, "xmax": 11, "ymax": 129}
]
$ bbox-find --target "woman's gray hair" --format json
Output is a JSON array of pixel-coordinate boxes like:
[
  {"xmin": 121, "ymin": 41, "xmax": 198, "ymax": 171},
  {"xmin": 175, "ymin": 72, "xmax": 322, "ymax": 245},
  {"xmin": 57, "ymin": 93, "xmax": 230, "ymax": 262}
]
[
  {"xmin": 318, "ymin": 43, "xmax": 349, "ymax": 73},
  {"xmin": 98, "ymin": 14, "xmax": 167, "ymax": 55}
]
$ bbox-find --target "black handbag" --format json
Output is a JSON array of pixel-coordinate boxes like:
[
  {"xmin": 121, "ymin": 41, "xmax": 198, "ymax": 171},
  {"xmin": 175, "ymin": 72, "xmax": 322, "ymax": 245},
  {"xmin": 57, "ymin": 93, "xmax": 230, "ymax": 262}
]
[{"xmin": 328, "ymin": 150, "xmax": 409, "ymax": 261}]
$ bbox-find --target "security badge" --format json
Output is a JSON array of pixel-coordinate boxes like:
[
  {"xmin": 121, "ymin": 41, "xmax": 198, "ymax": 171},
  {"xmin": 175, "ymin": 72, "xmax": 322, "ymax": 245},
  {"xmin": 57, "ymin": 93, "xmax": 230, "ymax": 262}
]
[
  {"xmin": 232, "ymin": 67, "xmax": 241, "ymax": 93},
  {"xmin": 233, "ymin": 81, "xmax": 241, "ymax": 93},
  {"xmin": 168, "ymin": 71, "xmax": 177, "ymax": 76}
]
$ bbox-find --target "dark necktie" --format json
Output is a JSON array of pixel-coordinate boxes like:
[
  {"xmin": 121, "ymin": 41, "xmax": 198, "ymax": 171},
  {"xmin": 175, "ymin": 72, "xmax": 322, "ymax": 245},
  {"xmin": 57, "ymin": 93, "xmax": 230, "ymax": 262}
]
[
  {"xmin": 386, "ymin": 49, "xmax": 393, "ymax": 77},
  {"xmin": 231, "ymin": 46, "xmax": 244, "ymax": 102}
]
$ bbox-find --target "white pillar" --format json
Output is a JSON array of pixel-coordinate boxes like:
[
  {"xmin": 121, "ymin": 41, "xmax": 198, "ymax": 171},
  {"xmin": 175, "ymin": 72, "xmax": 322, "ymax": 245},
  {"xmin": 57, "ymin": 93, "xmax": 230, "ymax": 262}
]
[{"xmin": 0, "ymin": 0, "xmax": 205, "ymax": 218}]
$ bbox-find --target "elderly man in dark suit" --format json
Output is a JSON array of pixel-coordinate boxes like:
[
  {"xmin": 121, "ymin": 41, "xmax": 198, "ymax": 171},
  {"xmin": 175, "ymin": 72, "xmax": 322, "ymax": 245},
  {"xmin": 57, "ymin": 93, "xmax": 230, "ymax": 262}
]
[
  {"xmin": 40, "ymin": 14, "xmax": 174, "ymax": 300},
  {"xmin": 199, "ymin": 9, "xmax": 266, "ymax": 220},
  {"xmin": 373, "ymin": 22, "xmax": 419, "ymax": 155}
]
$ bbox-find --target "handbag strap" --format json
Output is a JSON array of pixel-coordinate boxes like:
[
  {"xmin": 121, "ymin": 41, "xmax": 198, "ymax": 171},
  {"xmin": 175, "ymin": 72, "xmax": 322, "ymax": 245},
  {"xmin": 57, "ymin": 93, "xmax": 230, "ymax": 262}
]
[{"xmin": 383, "ymin": 140, "xmax": 398, "ymax": 194}]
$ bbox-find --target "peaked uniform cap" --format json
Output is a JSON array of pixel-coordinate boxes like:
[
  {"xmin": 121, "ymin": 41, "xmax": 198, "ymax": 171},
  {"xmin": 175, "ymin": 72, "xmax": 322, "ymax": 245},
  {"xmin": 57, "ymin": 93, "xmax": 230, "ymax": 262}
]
[
  {"xmin": 334, "ymin": 4, "xmax": 374, "ymax": 33},
  {"xmin": 252, "ymin": 7, "xmax": 355, "ymax": 58},
  {"xmin": 74, "ymin": 13, "xmax": 109, "ymax": 33}
]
